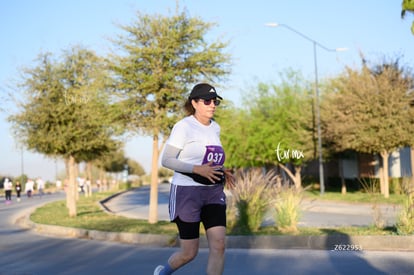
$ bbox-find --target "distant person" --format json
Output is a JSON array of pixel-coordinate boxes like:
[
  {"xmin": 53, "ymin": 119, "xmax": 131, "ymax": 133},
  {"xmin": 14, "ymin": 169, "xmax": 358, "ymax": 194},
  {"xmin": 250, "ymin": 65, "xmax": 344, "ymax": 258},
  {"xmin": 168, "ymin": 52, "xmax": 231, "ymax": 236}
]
[
  {"xmin": 85, "ymin": 178, "xmax": 91, "ymax": 195},
  {"xmin": 64, "ymin": 179, "xmax": 69, "ymax": 193},
  {"xmin": 56, "ymin": 179, "xmax": 62, "ymax": 190},
  {"xmin": 155, "ymin": 83, "xmax": 234, "ymax": 275},
  {"xmin": 36, "ymin": 177, "xmax": 45, "ymax": 198},
  {"xmin": 4, "ymin": 178, "xmax": 13, "ymax": 204},
  {"xmin": 96, "ymin": 179, "xmax": 101, "ymax": 191},
  {"xmin": 25, "ymin": 179, "xmax": 34, "ymax": 198},
  {"xmin": 78, "ymin": 177, "xmax": 85, "ymax": 193},
  {"xmin": 15, "ymin": 181, "xmax": 22, "ymax": 202}
]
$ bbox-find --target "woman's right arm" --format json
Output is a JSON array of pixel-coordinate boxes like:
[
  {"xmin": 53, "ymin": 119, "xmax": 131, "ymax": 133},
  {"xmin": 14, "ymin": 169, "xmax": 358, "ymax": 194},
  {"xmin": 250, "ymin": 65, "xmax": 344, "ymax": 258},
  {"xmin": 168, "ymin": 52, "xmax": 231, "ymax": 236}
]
[{"xmin": 161, "ymin": 144, "xmax": 194, "ymax": 173}]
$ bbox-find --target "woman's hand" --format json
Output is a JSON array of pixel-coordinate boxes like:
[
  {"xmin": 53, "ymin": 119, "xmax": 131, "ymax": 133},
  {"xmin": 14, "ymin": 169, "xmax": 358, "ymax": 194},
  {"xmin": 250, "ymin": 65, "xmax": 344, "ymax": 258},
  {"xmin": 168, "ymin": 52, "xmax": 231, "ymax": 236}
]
[
  {"xmin": 193, "ymin": 161, "xmax": 223, "ymax": 183},
  {"xmin": 224, "ymin": 169, "xmax": 235, "ymax": 189}
]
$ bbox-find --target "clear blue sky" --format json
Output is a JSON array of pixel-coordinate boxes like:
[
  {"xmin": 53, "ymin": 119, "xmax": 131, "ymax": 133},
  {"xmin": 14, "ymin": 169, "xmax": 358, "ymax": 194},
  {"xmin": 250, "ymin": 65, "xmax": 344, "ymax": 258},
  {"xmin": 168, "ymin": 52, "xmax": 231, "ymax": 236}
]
[{"xmin": 1, "ymin": 0, "xmax": 413, "ymax": 181}]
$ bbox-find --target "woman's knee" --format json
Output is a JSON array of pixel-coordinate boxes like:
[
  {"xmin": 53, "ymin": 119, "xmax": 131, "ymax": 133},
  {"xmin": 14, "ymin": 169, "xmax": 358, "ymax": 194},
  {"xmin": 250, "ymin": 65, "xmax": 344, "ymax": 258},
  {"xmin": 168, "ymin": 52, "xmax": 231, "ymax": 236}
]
[
  {"xmin": 210, "ymin": 237, "xmax": 225, "ymax": 255},
  {"xmin": 180, "ymin": 239, "xmax": 199, "ymax": 262},
  {"xmin": 184, "ymin": 250, "xmax": 198, "ymax": 262},
  {"xmin": 206, "ymin": 226, "xmax": 226, "ymax": 254}
]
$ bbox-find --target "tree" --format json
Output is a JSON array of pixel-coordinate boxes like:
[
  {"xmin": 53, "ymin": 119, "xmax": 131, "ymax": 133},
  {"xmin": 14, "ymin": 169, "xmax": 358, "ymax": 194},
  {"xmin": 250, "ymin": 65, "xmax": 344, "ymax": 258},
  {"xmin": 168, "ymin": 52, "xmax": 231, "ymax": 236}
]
[
  {"xmin": 323, "ymin": 56, "xmax": 414, "ymax": 198},
  {"xmin": 127, "ymin": 158, "xmax": 146, "ymax": 177},
  {"xmin": 9, "ymin": 46, "xmax": 120, "ymax": 216},
  {"xmin": 92, "ymin": 149, "xmax": 130, "ymax": 191},
  {"xmin": 109, "ymin": 9, "xmax": 231, "ymax": 223},
  {"xmin": 216, "ymin": 103, "xmax": 250, "ymax": 168},
  {"xmin": 220, "ymin": 71, "xmax": 314, "ymax": 189},
  {"xmin": 99, "ymin": 149, "xmax": 128, "ymax": 174},
  {"xmin": 401, "ymin": 0, "xmax": 414, "ymax": 35}
]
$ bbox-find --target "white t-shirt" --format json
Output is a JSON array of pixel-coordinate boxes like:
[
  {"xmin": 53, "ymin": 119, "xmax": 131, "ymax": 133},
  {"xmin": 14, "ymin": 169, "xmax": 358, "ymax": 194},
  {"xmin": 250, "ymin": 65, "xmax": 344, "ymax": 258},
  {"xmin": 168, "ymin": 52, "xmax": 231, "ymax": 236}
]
[
  {"xmin": 25, "ymin": 180, "xmax": 34, "ymax": 192},
  {"xmin": 167, "ymin": 115, "xmax": 225, "ymax": 186},
  {"xmin": 4, "ymin": 179, "xmax": 12, "ymax": 191}
]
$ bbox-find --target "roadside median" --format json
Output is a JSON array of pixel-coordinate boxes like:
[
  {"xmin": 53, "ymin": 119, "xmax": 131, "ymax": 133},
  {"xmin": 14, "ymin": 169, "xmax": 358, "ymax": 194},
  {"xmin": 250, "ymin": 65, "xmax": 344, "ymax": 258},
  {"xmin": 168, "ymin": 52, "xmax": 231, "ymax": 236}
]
[{"xmin": 14, "ymin": 202, "xmax": 414, "ymax": 251}]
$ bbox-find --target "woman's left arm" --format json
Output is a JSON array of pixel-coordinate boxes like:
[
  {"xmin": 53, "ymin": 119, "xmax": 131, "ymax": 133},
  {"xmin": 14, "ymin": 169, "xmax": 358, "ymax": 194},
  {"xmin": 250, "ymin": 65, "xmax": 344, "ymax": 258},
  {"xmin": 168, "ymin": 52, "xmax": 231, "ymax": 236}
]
[{"xmin": 223, "ymin": 168, "xmax": 235, "ymax": 189}]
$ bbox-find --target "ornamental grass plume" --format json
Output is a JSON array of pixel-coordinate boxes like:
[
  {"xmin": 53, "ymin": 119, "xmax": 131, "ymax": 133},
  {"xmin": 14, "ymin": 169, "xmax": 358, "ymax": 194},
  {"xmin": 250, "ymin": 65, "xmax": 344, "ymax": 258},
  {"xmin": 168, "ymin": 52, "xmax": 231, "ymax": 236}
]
[
  {"xmin": 396, "ymin": 179, "xmax": 414, "ymax": 235},
  {"xmin": 271, "ymin": 185, "xmax": 302, "ymax": 234},
  {"xmin": 396, "ymin": 196, "xmax": 414, "ymax": 235},
  {"xmin": 229, "ymin": 169, "xmax": 279, "ymax": 233},
  {"xmin": 359, "ymin": 176, "xmax": 385, "ymax": 229}
]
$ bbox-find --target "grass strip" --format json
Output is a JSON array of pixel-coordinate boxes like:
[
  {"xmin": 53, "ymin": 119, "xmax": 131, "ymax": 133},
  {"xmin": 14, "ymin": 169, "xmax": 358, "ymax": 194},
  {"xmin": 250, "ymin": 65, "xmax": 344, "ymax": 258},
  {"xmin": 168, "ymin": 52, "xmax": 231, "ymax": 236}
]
[
  {"xmin": 30, "ymin": 190, "xmax": 403, "ymax": 237},
  {"xmin": 30, "ymin": 192, "xmax": 177, "ymax": 236}
]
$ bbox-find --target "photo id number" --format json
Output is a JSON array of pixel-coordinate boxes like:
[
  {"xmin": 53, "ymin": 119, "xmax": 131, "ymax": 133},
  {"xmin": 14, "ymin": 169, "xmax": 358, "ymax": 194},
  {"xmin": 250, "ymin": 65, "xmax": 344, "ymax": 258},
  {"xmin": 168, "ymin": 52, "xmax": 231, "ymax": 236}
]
[{"xmin": 333, "ymin": 244, "xmax": 363, "ymax": 251}]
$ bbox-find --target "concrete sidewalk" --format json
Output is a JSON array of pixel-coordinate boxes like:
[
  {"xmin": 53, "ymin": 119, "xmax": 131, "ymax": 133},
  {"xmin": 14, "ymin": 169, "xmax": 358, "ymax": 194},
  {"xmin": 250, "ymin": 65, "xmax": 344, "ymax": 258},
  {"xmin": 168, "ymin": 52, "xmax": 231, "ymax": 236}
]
[{"xmin": 101, "ymin": 183, "xmax": 171, "ymax": 221}]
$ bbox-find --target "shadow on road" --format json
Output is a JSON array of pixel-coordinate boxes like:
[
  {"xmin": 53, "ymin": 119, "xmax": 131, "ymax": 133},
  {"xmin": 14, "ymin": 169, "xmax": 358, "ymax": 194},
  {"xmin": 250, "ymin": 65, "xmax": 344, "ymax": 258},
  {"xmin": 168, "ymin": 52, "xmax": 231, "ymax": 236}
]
[{"xmin": 322, "ymin": 229, "xmax": 388, "ymax": 275}]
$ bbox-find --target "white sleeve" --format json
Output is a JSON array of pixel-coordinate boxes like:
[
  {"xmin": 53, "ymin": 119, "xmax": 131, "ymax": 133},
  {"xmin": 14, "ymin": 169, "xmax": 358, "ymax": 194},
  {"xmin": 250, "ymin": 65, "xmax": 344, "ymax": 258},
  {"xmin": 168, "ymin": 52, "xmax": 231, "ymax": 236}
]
[{"xmin": 161, "ymin": 144, "xmax": 194, "ymax": 173}]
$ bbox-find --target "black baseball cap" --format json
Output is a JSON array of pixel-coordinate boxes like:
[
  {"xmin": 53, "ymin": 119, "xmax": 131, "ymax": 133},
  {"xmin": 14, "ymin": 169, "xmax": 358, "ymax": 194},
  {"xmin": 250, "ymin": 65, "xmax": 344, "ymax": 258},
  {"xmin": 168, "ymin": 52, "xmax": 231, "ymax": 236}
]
[{"xmin": 189, "ymin": 83, "xmax": 223, "ymax": 100}]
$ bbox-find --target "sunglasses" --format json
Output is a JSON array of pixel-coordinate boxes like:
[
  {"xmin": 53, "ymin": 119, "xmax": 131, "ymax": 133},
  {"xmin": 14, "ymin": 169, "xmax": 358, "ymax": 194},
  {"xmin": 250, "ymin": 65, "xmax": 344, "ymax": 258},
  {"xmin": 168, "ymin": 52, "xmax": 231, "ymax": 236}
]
[{"xmin": 198, "ymin": 98, "xmax": 221, "ymax": 106}]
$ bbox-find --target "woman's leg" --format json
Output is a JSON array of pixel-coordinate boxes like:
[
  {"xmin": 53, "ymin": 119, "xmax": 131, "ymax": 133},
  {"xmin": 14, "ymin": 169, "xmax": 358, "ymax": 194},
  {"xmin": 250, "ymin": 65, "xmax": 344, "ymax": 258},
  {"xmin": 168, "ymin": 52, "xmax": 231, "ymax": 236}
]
[
  {"xmin": 201, "ymin": 203, "xmax": 227, "ymax": 275},
  {"xmin": 155, "ymin": 218, "xmax": 201, "ymax": 274},
  {"xmin": 205, "ymin": 226, "xmax": 226, "ymax": 275},
  {"xmin": 167, "ymin": 238, "xmax": 199, "ymax": 270}
]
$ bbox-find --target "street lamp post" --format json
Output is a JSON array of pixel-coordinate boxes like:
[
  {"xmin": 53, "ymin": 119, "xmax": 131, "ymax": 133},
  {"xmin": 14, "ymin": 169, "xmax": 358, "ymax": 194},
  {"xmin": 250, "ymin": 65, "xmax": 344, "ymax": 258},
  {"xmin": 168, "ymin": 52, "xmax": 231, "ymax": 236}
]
[{"xmin": 266, "ymin": 22, "xmax": 347, "ymax": 195}]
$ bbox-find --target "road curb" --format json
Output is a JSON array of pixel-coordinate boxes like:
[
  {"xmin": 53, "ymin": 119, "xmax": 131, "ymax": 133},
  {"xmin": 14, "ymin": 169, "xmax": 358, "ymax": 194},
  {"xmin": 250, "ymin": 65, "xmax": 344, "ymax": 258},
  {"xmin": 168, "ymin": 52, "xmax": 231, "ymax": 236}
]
[
  {"xmin": 225, "ymin": 235, "xmax": 414, "ymax": 251},
  {"xmin": 14, "ymin": 207, "xmax": 177, "ymax": 247},
  {"xmin": 14, "ymin": 206, "xmax": 414, "ymax": 251},
  {"xmin": 98, "ymin": 188, "xmax": 132, "ymax": 213}
]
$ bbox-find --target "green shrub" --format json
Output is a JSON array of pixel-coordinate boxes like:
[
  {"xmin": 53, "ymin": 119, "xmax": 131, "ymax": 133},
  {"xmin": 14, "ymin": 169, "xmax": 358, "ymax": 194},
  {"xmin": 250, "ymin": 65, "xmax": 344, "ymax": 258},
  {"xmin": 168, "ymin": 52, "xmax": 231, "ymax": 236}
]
[
  {"xmin": 390, "ymin": 178, "xmax": 402, "ymax": 195},
  {"xmin": 118, "ymin": 181, "xmax": 132, "ymax": 190},
  {"xmin": 225, "ymin": 195, "xmax": 238, "ymax": 230}
]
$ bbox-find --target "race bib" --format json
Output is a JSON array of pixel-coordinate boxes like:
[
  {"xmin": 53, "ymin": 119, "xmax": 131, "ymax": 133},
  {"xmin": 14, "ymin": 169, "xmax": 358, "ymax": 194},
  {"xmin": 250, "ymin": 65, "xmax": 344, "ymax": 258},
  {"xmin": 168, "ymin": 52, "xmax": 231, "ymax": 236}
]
[{"xmin": 202, "ymin": 145, "xmax": 225, "ymax": 165}]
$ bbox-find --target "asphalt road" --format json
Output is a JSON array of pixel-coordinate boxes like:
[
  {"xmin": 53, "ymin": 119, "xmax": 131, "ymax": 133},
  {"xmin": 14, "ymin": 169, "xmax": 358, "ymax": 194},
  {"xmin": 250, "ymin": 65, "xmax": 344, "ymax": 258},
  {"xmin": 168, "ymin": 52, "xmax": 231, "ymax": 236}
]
[{"xmin": 1, "ymin": 189, "xmax": 414, "ymax": 275}]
